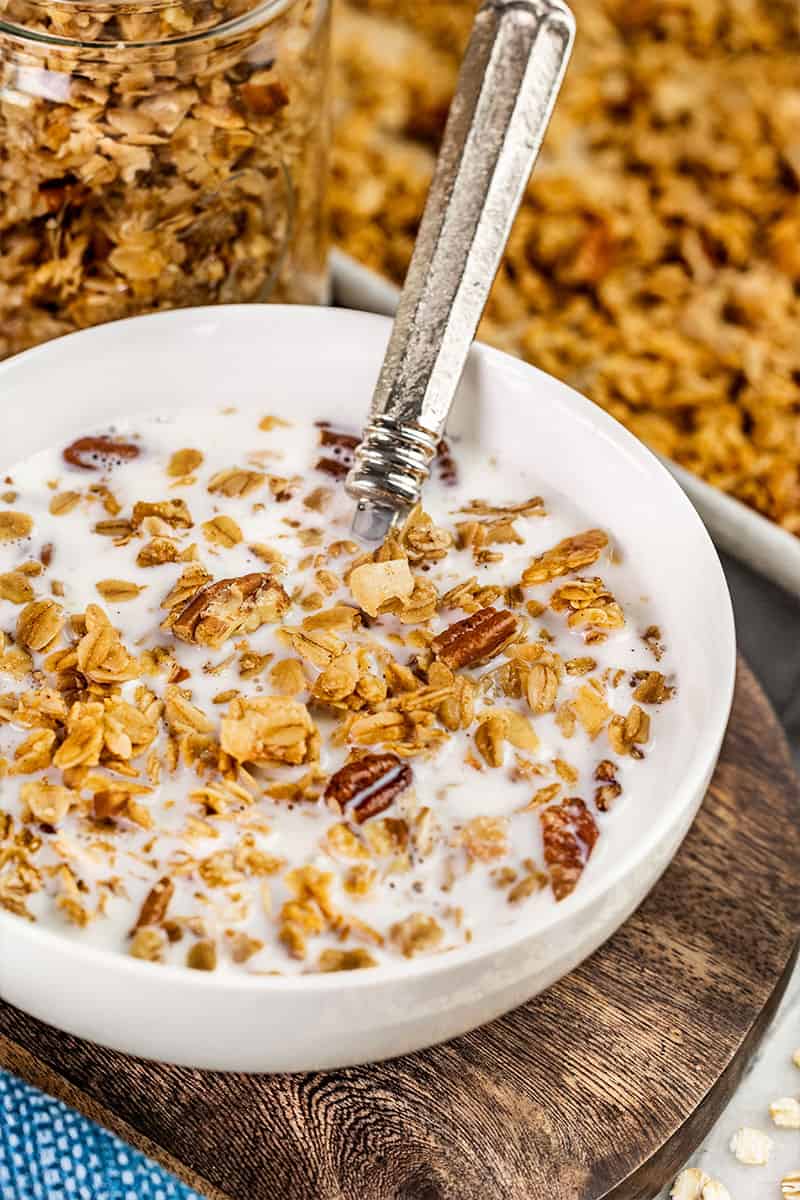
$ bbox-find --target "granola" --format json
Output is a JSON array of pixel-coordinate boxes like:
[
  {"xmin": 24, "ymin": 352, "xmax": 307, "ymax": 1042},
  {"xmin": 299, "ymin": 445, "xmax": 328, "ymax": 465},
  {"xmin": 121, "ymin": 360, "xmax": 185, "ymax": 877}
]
[
  {"xmin": 0, "ymin": 406, "xmax": 678, "ymax": 973},
  {"xmin": 331, "ymin": 0, "xmax": 800, "ymax": 536},
  {"xmin": 0, "ymin": 0, "xmax": 330, "ymax": 361}
]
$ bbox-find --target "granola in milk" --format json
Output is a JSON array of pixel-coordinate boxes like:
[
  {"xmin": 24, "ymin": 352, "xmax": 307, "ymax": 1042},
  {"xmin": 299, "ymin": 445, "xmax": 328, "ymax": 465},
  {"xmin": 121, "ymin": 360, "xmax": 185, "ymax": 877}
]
[{"xmin": 0, "ymin": 410, "xmax": 677, "ymax": 974}]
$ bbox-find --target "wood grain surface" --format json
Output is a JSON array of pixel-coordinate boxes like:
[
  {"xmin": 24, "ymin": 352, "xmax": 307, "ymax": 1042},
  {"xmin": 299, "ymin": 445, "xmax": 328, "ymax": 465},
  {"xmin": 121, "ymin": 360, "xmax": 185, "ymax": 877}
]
[{"xmin": 2, "ymin": 658, "xmax": 799, "ymax": 1200}]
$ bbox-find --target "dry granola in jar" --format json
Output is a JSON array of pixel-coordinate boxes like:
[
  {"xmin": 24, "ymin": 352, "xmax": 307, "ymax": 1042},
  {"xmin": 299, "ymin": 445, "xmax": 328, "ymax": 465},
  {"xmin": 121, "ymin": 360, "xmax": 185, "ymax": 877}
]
[{"xmin": 0, "ymin": 0, "xmax": 330, "ymax": 358}]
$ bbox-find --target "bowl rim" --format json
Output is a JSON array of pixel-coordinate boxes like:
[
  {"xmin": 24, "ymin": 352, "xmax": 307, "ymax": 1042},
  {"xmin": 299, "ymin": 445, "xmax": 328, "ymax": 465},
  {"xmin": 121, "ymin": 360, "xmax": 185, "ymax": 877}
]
[{"xmin": 0, "ymin": 304, "xmax": 736, "ymax": 993}]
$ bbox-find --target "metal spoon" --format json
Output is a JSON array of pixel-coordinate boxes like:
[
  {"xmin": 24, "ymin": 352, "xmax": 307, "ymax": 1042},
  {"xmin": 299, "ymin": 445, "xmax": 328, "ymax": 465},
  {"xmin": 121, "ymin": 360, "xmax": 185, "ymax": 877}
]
[{"xmin": 346, "ymin": 0, "xmax": 575, "ymax": 541}]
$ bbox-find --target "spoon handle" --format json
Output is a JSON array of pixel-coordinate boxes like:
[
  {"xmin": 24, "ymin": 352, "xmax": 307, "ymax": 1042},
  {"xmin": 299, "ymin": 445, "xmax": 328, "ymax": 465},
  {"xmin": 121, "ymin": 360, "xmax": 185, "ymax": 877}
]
[{"xmin": 346, "ymin": 0, "xmax": 575, "ymax": 539}]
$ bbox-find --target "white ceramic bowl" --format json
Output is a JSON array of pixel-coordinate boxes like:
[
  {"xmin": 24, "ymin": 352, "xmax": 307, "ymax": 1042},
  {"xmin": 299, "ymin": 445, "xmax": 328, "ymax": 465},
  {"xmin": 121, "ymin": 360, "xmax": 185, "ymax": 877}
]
[{"xmin": 0, "ymin": 306, "xmax": 735, "ymax": 1072}]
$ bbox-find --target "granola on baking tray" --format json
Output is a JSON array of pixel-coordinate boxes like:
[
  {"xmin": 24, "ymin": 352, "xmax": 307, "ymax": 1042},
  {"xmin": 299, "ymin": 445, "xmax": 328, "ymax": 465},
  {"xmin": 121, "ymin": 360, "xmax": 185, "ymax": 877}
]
[
  {"xmin": 332, "ymin": 0, "xmax": 800, "ymax": 534},
  {"xmin": 0, "ymin": 408, "xmax": 677, "ymax": 972}
]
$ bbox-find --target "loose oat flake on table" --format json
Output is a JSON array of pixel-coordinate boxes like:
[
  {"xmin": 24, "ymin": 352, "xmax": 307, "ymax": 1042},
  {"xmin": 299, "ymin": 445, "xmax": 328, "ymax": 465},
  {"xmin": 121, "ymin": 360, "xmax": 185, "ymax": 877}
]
[{"xmin": 0, "ymin": 408, "xmax": 679, "ymax": 974}]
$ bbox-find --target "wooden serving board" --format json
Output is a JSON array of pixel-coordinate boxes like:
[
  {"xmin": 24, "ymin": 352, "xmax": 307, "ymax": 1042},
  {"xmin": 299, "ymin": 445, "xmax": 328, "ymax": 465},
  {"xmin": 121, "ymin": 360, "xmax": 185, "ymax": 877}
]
[{"xmin": 2, "ymin": 657, "xmax": 799, "ymax": 1200}]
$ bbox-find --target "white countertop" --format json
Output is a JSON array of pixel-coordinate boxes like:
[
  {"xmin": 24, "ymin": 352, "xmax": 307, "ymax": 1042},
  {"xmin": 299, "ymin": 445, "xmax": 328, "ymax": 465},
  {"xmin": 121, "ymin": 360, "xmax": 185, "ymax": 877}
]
[
  {"xmin": 655, "ymin": 960, "xmax": 800, "ymax": 1198},
  {"xmin": 655, "ymin": 551, "xmax": 800, "ymax": 1200}
]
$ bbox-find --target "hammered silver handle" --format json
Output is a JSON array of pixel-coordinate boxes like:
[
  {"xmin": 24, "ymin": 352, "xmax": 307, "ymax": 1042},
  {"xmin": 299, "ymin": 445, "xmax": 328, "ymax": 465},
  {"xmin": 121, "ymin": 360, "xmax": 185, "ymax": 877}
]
[{"xmin": 346, "ymin": 0, "xmax": 575, "ymax": 540}]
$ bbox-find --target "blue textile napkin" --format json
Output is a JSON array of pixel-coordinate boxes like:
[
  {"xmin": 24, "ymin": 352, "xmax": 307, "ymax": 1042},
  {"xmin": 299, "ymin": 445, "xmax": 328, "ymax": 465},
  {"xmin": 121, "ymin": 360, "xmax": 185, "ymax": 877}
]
[{"xmin": 0, "ymin": 1071, "xmax": 203, "ymax": 1200}]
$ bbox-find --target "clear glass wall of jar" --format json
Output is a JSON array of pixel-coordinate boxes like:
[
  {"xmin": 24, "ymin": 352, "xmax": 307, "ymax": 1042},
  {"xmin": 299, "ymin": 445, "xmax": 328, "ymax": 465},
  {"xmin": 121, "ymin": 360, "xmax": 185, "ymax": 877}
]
[{"xmin": 0, "ymin": 0, "xmax": 330, "ymax": 358}]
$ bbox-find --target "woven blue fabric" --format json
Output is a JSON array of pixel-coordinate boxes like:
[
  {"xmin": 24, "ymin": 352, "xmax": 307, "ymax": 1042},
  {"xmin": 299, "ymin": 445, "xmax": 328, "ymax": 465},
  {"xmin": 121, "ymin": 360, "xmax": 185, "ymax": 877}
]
[{"xmin": 0, "ymin": 1070, "xmax": 204, "ymax": 1200}]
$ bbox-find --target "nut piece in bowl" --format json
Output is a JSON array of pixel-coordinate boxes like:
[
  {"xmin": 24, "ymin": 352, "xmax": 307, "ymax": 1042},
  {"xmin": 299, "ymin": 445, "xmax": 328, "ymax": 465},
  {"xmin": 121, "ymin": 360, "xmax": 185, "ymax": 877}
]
[{"xmin": 0, "ymin": 306, "xmax": 735, "ymax": 1071}]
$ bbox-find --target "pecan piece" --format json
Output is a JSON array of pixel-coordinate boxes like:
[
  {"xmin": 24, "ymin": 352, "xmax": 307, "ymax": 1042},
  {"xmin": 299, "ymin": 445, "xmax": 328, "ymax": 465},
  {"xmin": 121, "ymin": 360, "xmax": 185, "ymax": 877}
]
[
  {"xmin": 239, "ymin": 79, "xmax": 289, "ymax": 116},
  {"xmin": 435, "ymin": 437, "xmax": 458, "ymax": 487},
  {"xmin": 132, "ymin": 876, "xmax": 174, "ymax": 931},
  {"xmin": 325, "ymin": 752, "xmax": 413, "ymax": 824},
  {"xmin": 540, "ymin": 797, "xmax": 599, "ymax": 902},
  {"xmin": 432, "ymin": 606, "xmax": 518, "ymax": 670},
  {"xmin": 169, "ymin": 572, "xmax": 289, "ymax": 648},
  {"xmin": 64, "ymin": 436, "xmax": 140, "ymax": 470},
  {"xmin": 316, "ymin": 458, "xmax": 349, "ymax": 479},
  {"xmin": 315, "ymin": 426, "xmax": 359, "ymax": 478}
]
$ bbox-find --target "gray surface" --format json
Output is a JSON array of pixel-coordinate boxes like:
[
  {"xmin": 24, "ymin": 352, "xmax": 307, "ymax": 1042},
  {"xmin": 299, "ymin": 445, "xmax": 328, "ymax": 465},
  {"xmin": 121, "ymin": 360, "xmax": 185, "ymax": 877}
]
[
  {"xmin": 653, "ymin": 554, "xmax": 800, "ymax": 1196},
  {"xmin": 720, "ymin": 552, "xmax": 800, "ymax": 765}
]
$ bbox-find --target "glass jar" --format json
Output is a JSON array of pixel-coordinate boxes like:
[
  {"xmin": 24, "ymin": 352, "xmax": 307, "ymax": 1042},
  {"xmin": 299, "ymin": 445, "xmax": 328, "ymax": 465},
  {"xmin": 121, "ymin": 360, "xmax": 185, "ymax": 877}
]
[{"xmin": 0, "ymin": 0, "xmax": 330, "ymax": 359}]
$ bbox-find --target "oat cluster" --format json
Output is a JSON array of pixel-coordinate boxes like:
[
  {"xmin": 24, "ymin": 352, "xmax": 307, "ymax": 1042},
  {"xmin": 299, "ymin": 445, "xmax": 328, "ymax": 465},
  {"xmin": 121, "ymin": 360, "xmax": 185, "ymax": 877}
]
[
  {"xmin": 0, "ymin": 0, "xmax": 329, "ymax": 360},
  {"xmin": 332, "ymin": 0, "xmax": 800, "ymax": 533},
  {"xmin": 0, "ymin": 413, "xmax": 675, "ymax": 973}
]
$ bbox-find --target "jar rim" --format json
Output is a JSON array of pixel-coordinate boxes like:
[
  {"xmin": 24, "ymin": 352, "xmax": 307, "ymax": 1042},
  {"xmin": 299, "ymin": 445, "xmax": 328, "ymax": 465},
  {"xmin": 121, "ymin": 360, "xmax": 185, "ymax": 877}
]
[{"xmin": 0, "ymin": 0, "xmax": 303, "ymax": 50}]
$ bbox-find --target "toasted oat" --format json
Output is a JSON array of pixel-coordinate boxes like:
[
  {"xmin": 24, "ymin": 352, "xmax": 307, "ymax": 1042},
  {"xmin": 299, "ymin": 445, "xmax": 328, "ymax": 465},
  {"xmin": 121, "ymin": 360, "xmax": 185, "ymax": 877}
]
[
  {"xmin": 573, "ymin": 683, "xmax": 611, "ymax": 738},
  {"xmin": 202, "ymin": 515, "xmax": 243, "ymax": 548},
  {"xmin": 132, "ymin": 500, "xmax": 193, "ymax": 531},
  {"xmin": 317, "ymin": 947, "xmax": 377, "ymax": 972},
  {"xmin": 187, "ymin": 939, "xmax": 218, "ymax": 971},
  {"xmin": 96, "ymin": 579, "xmax": 145, "ymax": 602},
  {"xmin": 397, "ymin": 505, "xmax": 454, "ymax": 565},
  {"xmin": 524, "ymin": 658, "xmax": 561, "ymax": 715},
  {"xmin": 225, "ymin": 931, "xmax": 264, "ymax": 964},
  {"xmin": 21, "ymin": 780, "xmax": 74, "ymax": 824},
  {"xmin": 49, "ymin": 492, "xmax": 81, "ymax": 517},
  {"xmin": 77, "ymin": 605, "xmax": 139, "ymax": 684},
  {"xmin": 631, "ymin": 671, "xmax": 675, "ymax": 704},
  {"xmin": 16, "ymin": 600, "xmax": 63, "ymax": 652},
  {"xmin": 270, "ymin": 658, "xmax": 307, "ymax": 696},
  {"xmin": 460, "ymin": 497, "xmax": 544, "ymax": 518},
  {"xmin": 136, "ymin": 538, "xmax": 179, "ymax": 567},
  {"xmin": 0, "ymin": 512, "xmax": 33, "ymax": 541},
  {"xmin": 390, "ymin": 912, "xmax": 444, "ymax": 957},
  {"xmin": 249, "ymin": 543, "xmax": 287, "ymax": 572},
  {"xmin": 475, "ymin": 707, "xmax": 538, "ymax": 767},
  {"xmin": 565, "ymin": 656, "xmax": 597, "ymax": 676},
  {"xmin": 130, "ymin": 928, "xmax": 166, "ymax": 962},
  {"xmin": 783, "ymin": 1172, "xmax": 800, "ymax": 1197},
  {"xmin": 507, "ymin": 870, "xmax": 547, "ymax": 904},
  {"xmin": 550, "ymin": 576, "xmax": 624, "ymax": 640},
  {"xmin": 208, "ymin": 467, "xmax": 266, "ymax": 497},
  {"xmin": 608, "ymin": 704, "xmax": 650, "ymax": 758},
  {"xmin": 167, "ymin": 449, "xmax": 204, "ymax": 478},
  {"xmin": 0, "ymin": 573, "xmax": 33, "ymax": 604},
  {"xmin": 95, "ymin": 518, "xmax": 134, "ymax": 540},
  {"xmin": 221, "ymin": 695, "xmax": 316, "ymax": 765},
  {"xmin": 474, "ymin": 713, "xmax": 507, "ymax": 768},
  {"xmin": 455, "ymin": 815, "xmax": 509, "ymax": 862},
  {"xmin": 521, "ymin": 531, "xmax": 608, "ymax": 587}
]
